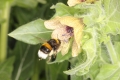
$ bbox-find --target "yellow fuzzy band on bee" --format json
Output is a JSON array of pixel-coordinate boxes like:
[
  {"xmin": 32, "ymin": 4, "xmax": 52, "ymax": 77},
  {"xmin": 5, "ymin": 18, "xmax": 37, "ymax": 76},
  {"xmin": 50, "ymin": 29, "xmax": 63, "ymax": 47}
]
[
  {"xmin": 54, "ymin": 39, "xmax": 60, "ymax": 44},
  {"xmin": 42, "ymin": 42, "xmax": 52, "ymax": 50}
]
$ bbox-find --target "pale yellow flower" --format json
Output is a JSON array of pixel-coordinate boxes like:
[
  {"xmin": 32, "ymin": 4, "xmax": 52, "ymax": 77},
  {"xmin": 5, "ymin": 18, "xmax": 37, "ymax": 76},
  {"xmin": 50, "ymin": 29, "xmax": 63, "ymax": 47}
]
[
  {"xmin": 67, "ymin": 0, "xmax": 96, "ymax": 6},
  {"xmin": 67, "ymin": 0, "xmax": 84, "ymax": 6},
  {"xmin": 44, "ymin": 16, "xmax": 84, "ymax": 57}
]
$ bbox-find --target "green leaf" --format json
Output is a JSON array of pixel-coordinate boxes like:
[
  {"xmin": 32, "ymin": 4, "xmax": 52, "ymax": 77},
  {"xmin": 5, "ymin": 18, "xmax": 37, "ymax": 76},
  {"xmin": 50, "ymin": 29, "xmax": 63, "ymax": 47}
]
[
  {"xmin": 87, "ymin": 60, "xmax": 101, "ymax": 80},
  {"xmin": 71, "ymin": 75, "xmax": 83, "ymax": 80},
  {"xmin": 102, "ymin": 0, "xmax": 120, "ymax": 35},
  {"xmin": 14, "ymin": 0, "xmax": 38, "ymax": 8},
  {"xmin": 12, "ymin": 41, "xmax": 38, "ymax": 80},
  {"xmin": 83, "ymin": 2, "xmax": 106, "ymax": 28},
  {"xmin": 53, "ymin": 3, "xmax": 79, "ymax": 17},
  {"xmin": 37, "ymin": 0, "xmax": 47, "ymax": 4},
  {"xmin": 95, "ymin": 64, "xmax": 120, "ymax": 80},
  {"xmin": 8, "ymin": 19, "xmax": 52, "ymax": 45},
  {"xmin": 0, "ymin": 56, "xmax": 15, "ymax": 80},
  {"xmin": 103, "ymin": 21, "xmax": 120, "ymax": 35}
]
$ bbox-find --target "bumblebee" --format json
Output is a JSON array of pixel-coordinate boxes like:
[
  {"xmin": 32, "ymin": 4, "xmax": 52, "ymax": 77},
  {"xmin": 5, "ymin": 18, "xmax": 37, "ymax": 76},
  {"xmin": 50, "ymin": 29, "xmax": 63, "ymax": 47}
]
[{"xmin": 38, "ymin": 39, "xmax": 61, "ymax": 61}]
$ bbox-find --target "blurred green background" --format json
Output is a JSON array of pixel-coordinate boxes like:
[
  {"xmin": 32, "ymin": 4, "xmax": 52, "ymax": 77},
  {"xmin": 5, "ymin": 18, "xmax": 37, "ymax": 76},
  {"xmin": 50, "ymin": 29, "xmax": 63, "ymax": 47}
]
[{"xmin": 0, "ymin": 0, "xmax": 70, "ymax": 80}]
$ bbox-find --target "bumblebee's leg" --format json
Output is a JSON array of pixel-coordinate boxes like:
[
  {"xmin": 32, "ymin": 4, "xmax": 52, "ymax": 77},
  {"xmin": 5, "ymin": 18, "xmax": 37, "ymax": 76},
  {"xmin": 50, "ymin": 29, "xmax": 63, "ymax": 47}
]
[
  {"xmin": 47, "ymin": 50, "xmax": 58, "ymax": 62},
  {"xmin": 51, "ymin": 54, "xmax": 57, "ymax": 62},
  {"xmin": 47, "ymin": 56, "xmax": 51, "ymax": 62},
  {"xmin": 54, "ymin": 50, "xmax": 58, "ymax": 55},
  {"xmin": 39, "ymin": 58, "xmax": 42, "ymax": 61},
  {"xmin": 47, "ymin": 54, "xmax": 57, "ymax": 62}
]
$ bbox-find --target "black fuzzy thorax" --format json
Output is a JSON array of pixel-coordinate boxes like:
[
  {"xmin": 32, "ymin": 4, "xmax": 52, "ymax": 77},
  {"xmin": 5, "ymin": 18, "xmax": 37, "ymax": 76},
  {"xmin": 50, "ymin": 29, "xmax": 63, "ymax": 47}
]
[{"xmin": 47, "ymin": 39, "xmax": 61, "ymax": 51}]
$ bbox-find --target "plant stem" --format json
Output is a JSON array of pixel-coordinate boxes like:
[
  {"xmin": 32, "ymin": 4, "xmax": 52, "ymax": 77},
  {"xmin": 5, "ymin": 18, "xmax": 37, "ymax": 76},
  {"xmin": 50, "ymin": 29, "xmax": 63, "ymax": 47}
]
[
  {"xmin": 0, "ymin": 2, "xmax": 11, "ymax": 63},
  {"xmin": 105, "ymin": 38, "xmax": 118, "ymax": 64}
]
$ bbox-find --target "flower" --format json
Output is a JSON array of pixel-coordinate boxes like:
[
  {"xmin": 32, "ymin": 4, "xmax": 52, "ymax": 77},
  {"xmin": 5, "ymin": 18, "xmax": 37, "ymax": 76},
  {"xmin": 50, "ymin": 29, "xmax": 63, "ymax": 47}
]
[
  {"xmin": 44, "ymin": 16, "xmax": 84, "ymax": 57},
  {"xmin": 67, "ymin": 0, "xmax": 85, "ymax": 6},
  {"xmin": 67, "ymin": 0, "xmax": 96, "ymax": 6}
]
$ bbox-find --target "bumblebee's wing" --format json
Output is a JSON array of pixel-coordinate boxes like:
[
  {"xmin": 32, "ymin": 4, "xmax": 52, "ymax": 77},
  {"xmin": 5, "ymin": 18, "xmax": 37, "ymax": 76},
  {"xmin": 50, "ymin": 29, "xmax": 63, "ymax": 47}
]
[
  {"xmin": 31, "ymin": 34, "xmax": 47, "ymax": 44},
  {"xmin": 48, "ymin": 50, "xmax": 54, "ymax": 56}
]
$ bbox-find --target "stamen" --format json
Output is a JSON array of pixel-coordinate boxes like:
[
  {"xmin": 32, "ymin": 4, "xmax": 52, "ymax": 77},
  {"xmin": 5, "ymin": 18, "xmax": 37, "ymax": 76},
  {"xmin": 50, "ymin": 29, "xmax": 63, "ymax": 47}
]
[
  {"xmin": 66, "ymin": 26, "xmax": 73, "ymax": 34},
  {"xmin": 65, "ymin": 26, "xmax": 74, "ymax": 37},
  {"xmin": 81, "ymin": 0, "xmax": 86, "ymax": 2}
]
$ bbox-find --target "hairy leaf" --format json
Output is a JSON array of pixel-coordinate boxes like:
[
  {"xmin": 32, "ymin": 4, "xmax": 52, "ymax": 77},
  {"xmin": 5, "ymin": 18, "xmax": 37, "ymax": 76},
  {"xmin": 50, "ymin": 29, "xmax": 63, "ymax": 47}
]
[
  {"xmin": 8, "ymin": 19, "xmax": 52, "ymax": 45},
  {"xmin": 53, "ymin": 3, "xmax": 79, "ymax": 17},
  {"xmin": 102, "ymin": 0, "xmax": 120, "ymax": 35},
  {"xmin": 95, "ymin": 64, "xmax": 120, "ymax": 80}
]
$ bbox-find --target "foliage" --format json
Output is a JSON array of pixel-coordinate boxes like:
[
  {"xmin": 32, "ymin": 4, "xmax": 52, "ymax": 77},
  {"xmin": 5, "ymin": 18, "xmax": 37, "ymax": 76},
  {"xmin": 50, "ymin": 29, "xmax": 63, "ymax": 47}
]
[
  {"xmin": 0, "ymin": 56, "xmax": 15, "ymax": 80},
  {"xmin": 0, "ymin": 0, "xmax": 68, "ymax": 80},
  {"xmin": 1, "ymin": 0, "xmax": 120, "ymax": 80}
]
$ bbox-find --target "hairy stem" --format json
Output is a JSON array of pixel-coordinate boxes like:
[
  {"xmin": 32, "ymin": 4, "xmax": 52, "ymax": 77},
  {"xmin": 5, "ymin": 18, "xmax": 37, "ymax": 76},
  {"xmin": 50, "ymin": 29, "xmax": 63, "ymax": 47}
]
[{"xmin": 105, "ymin": 38, "xmax": 118, "ymax": 64}]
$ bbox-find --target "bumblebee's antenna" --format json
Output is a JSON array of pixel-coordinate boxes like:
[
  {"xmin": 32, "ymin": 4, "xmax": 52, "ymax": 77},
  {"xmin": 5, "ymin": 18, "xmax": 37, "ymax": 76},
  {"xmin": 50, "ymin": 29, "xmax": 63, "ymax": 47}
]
[
  {"xmin": 56, "ymin": 34, "xmax": 59, "ymax": 39},
  {"xmin": 39, "ymin": 58, "xmax": 42, "ymax": 61}
]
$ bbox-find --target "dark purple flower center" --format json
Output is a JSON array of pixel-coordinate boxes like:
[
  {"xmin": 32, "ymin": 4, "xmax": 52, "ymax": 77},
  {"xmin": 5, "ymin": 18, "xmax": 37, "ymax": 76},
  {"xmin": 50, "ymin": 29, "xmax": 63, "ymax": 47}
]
[
  {"xmin": 66, "ymin": 26, "xmax": 73, "ymax": 33},
  {"xmin": 65, "ymin": 26, "xmax": 74, "ymax": 36},
  {"xmin": 81, "ymin": 0, "xmax": 86, "ymax": 2}
]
